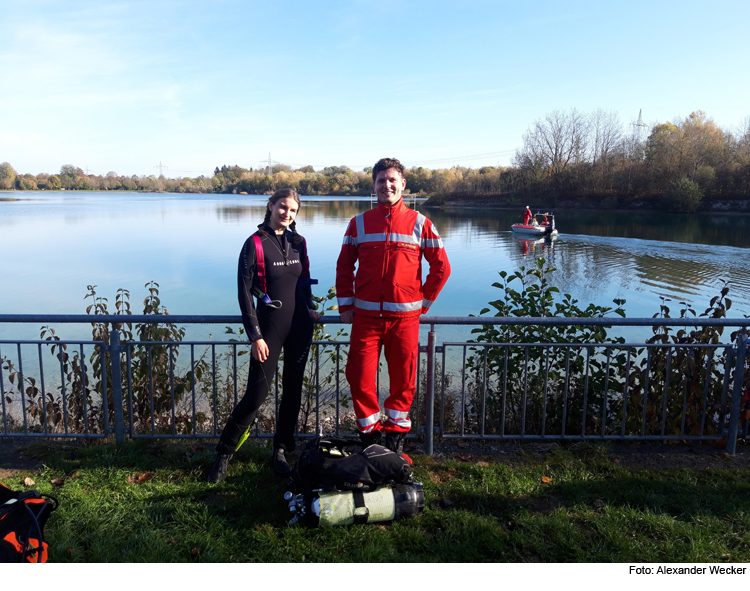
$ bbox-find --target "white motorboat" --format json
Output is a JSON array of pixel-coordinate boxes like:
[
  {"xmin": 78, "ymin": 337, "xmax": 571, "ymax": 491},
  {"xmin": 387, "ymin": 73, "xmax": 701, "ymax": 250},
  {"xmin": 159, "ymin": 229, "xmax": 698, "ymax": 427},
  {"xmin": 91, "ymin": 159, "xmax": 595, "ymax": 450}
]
[{"xmin": 511, "ymin": 211, "xmax": 558, "ymax": 236}]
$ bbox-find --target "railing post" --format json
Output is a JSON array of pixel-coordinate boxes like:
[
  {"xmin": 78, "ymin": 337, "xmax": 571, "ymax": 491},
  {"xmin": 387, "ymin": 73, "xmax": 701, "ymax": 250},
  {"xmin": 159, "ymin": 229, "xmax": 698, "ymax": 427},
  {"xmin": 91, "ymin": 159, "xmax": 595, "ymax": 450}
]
[
  {"xmin": 110, "ymin": 325, "xmax": 125, "ymax": 445},
  {"xmin": 726, "ymin": 330, "xmax": 747, "ymax": 455},
  {"xmin": 424, "ymin": 324, "xmax": 436, "ymax": 456}
]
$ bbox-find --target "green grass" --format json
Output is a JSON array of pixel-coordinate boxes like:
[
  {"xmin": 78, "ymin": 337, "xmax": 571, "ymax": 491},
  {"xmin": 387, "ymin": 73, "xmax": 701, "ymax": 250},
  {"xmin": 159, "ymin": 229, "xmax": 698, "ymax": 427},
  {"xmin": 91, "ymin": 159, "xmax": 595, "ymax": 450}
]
[{"xmin": 7, "ymin": 440, "xmax": 750, "ymax": 562}]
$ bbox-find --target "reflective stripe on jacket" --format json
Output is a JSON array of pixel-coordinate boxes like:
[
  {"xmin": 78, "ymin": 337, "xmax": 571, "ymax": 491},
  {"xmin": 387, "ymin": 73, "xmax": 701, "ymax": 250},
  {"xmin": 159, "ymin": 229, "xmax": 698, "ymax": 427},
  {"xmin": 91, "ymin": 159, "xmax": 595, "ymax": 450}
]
[{"xmin": 336, "ymin": 198, "xmax": 450, "ymax": 318}]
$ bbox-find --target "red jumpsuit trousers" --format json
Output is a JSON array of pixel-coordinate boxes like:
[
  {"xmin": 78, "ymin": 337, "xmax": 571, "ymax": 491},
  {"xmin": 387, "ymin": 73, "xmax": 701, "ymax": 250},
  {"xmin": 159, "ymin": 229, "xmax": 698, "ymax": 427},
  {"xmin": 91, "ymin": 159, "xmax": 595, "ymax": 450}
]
[{"xmin": 346, "ymin": 313, "xmax": 420, "ymax": 434}]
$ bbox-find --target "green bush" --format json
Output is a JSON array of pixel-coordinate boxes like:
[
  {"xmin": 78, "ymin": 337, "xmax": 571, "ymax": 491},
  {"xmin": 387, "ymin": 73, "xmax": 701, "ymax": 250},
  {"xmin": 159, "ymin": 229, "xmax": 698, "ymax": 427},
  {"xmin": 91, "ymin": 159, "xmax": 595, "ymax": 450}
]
[{"xmin": 662, "ymin": 177, "xmax": 704, "ymax": 212}]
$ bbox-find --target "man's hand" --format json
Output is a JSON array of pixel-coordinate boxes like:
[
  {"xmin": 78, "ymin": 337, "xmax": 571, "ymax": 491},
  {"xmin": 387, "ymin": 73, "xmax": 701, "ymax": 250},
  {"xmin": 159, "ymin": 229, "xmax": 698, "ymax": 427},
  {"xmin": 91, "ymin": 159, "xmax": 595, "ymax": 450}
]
[
  {"xmin": 340, "ymin": 309, "xmax": 354, "ymax": 324},
  {"xmin": 251, "ymin": 339, "xmax": 269, "ymax": 362},
  {"xmin": 309, "ymin": 308, "xmax": 322, "ymax": 322}
]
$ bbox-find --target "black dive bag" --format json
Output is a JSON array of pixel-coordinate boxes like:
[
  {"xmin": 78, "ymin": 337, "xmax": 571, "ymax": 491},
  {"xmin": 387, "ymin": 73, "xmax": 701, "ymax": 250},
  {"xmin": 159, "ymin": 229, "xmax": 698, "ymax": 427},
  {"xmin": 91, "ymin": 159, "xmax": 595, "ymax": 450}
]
[
  {"xmin": 294, "ymin": 435, "xmax": 412, "ymax": 492},
  {"xmin": 0, "ymin": 481, "xmax": 58, "ymax": 563},
  {"xmin": 287, "ymin": 436, "xmax": 424, "ymax": 526}
]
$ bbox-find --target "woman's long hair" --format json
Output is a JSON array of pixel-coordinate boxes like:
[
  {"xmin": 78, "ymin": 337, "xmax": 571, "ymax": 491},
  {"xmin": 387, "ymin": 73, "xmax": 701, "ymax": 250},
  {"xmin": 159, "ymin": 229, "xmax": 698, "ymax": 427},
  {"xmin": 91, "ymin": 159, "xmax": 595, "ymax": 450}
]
[{"xmin": 260, "ymin": 188, "xmax": 302, "ymax": 241}]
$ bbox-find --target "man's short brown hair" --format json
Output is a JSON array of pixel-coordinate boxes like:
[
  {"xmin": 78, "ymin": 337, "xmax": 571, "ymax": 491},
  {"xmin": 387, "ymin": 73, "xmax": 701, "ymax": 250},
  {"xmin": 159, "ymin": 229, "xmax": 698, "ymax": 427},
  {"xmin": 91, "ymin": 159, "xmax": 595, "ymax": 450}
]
[{"xmin": 372, "ymin": 158, "xmax": 406, "ymax": 182}]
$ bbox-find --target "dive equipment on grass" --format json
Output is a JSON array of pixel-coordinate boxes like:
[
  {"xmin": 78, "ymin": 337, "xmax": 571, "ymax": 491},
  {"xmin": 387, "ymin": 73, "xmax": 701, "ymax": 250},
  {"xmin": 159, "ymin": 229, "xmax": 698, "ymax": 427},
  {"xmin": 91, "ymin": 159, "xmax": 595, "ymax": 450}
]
[
  {"xmin": 295, "ymin": 436, "xmax": 412, "ymax": 493},
  {"xmin": 285, "ymin": 483, "xmax": 424, "ymax": 526},
  {"xmin": 286, "ymin": 435, "xmax": 423, "ymax": 526},
  {"xmin": 0, "ymin": 481, "xmax": 57, "ymax": 563}
]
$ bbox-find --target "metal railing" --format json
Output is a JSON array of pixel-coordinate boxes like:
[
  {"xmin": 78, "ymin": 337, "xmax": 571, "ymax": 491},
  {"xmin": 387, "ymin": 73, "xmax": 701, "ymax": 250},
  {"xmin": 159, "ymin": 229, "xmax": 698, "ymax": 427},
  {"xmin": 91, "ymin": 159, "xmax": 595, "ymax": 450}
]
[{"xmin": 1, "ymin": 314, "xmax": 748, "ymax": 454}]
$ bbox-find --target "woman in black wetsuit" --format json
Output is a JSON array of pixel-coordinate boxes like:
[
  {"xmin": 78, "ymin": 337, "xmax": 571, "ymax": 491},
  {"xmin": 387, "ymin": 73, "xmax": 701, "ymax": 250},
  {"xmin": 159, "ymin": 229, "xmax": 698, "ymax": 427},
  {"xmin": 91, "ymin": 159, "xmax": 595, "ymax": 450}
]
[{"xmin": 209, "ymin": 188, "xmax": 321, "ymax": 482}]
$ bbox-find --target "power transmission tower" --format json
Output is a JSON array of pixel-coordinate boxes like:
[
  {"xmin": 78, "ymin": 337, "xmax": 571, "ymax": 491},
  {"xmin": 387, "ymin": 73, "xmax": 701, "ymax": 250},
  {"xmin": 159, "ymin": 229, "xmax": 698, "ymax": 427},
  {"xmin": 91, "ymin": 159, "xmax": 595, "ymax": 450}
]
[
  {"xmin": 154, "ymin": 161, "xmax": 168, "ymax": 177},
  {"xmin": 630, "ymin": 109, "xmax": 648, "ymax": 142},
  {"xmin": 259, "ymin": 152, "xmax": 282, "ymax": 175},
  {"xmin": 84, "ymin": 165, "xmax": 93, "ymax": 175}
]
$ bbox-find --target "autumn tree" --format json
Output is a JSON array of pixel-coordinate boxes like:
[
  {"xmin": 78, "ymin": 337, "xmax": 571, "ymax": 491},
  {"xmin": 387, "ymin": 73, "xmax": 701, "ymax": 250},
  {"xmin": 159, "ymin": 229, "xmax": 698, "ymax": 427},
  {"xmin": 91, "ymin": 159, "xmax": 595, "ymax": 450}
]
[
  {"xmin": 514, "ymin": 108, "xmax": 590, "ymax": 177},
  {"xmin": 18, "ymin": 174, "xmax": 38, "ymax": 190},
  {"xmin": 0, "ymin": 162, "xmax": 16, "ymax": 190},
  {"xmin": 737, "ymin": 117, "xmax": 750, "ymax": 167},
  {"xmin": 590, "ymin": 109, "xmax": 623, "ymax": 165},
  {"xmin": 646, "ymin": 111, "xmax": 730, "ymax": 194}
]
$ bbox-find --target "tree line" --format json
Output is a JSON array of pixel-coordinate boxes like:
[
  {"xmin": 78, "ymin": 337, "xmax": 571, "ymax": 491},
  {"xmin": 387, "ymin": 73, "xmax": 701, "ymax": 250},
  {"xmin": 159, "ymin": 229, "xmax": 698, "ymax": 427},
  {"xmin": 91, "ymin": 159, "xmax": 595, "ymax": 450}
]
[
  {"xmin": 2, "ymin": 109, "xmax": 749, "ymax": 212},
  {"xmin": 427, "ymin": 109, "xmax": 750, "ymax": 212}
]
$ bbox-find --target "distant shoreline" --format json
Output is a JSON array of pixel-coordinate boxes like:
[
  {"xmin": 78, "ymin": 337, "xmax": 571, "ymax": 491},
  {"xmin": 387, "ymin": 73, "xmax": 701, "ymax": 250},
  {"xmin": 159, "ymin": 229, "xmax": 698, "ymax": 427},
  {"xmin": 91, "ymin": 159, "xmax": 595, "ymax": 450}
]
[{"xmin": 4, "ymin": 188, "xmax": 750, "ymax": 215}]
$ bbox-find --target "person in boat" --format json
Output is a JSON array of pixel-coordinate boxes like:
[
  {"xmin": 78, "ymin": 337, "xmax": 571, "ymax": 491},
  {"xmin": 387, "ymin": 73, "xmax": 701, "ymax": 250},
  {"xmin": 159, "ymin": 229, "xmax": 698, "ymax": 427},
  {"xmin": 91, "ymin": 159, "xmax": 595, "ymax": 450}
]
[
  {"xmin": 522, "ymin": 206, "xmax": 533, "ymax": 226},
  {"xmin": 209, "ymin": 188, "xmax": 322, "ymax": 483},
  {"xmin": 336, "ymin": 157, "xmax": 451, "ymax": 456}
]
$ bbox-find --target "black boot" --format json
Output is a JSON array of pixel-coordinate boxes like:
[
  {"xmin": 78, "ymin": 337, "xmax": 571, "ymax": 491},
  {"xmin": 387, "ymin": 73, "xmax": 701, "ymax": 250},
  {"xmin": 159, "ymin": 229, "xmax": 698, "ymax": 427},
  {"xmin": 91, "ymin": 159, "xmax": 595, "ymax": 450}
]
[
  {"xmin": 208, "ymin": 452, "xmax": 232, "ymax": 484},
  {"xmin": 385, "ymin": 431, "xmax": 406, "ymax": 456},
  {"xmin": 358, "ymin": 429, "xmax": 382, "ymax": 448},
  {"xmin": 272, "ymin": 447, "xmax": 293, "ymax": 475}
]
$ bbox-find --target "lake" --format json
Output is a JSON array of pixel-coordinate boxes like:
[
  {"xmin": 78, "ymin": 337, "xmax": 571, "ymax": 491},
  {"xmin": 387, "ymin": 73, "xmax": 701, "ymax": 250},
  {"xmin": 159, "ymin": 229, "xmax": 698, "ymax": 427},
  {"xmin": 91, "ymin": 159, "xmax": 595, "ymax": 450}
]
[{"xmin": 2, "ymin": 192, "xmax": 749, "ymax": 343}]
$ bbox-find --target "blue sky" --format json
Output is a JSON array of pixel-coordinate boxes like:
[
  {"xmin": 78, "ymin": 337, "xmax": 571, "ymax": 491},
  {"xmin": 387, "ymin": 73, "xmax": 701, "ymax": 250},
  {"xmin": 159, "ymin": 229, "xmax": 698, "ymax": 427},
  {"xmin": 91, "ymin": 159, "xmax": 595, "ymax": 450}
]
[{"xmin": 2, "ymin": 0, "xmax": 749, "ymax": 177}]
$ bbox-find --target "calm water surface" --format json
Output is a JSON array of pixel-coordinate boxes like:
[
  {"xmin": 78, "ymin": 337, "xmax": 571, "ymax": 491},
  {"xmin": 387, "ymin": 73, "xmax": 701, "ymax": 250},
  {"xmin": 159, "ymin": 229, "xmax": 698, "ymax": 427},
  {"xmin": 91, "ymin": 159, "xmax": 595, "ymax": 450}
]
[{"xmin": 2, "ymin": 192, "xmax": 749, "ymax": 342}]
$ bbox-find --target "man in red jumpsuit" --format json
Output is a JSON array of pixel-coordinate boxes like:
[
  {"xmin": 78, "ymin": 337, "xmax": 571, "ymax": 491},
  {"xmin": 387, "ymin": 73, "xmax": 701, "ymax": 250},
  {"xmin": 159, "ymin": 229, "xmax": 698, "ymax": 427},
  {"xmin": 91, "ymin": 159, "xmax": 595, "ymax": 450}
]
[
  {"xmin": 522, "ymin": 206, "xmax": 533, "ymax": 225},
  {"xmin": 336, "ymin": 157, "xmax": 451, "ymax": 456}
]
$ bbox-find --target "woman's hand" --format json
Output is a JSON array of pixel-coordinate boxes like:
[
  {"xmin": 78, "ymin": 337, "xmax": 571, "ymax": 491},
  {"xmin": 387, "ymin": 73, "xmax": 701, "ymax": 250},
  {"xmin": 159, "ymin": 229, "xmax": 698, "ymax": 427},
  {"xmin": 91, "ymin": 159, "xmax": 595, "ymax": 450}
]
[
  {"xmin": 309, "ymin": 308, "xmax": 322, "ymax": 322},
  {"xmin": 251, "ymin": 338, "xmax": 269, "ymax": 362}
]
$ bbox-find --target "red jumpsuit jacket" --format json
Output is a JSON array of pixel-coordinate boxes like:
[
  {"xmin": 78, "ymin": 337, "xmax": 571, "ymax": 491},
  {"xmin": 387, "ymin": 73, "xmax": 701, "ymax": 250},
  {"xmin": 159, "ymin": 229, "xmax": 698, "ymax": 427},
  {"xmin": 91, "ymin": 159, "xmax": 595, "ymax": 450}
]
[{"xmin": 336, "ymin": 198, "xmax": 451, "ymax": 317}]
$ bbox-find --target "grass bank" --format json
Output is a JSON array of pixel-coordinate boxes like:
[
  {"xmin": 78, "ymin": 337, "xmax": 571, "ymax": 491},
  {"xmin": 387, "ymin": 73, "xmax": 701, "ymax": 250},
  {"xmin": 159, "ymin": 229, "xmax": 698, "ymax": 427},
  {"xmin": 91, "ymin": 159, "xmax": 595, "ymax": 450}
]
[{"xmin": 4, "ymin": 439, "xmax": 749, "ymax": 562}]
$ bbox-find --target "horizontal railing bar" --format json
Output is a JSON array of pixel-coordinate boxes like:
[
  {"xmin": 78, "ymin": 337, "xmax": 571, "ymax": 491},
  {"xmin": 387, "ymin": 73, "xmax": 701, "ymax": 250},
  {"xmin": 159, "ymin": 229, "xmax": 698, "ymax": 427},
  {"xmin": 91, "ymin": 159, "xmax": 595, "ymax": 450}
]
[
  {"xmin": 443, "ymin": 341, "xmax": 734, "ymax": 350},
  {"xmin": 2, "ymin": 314, "xmax": 750, "ymax": 328},
  {"xmin": 1, "ymin": 337, "xmax": 735, "ymax": 349},
  {"xmin": 440, "ymin": 434, "xmax": 723, "ymax": 441},
  {"xmin": 0, "ymin": 315, "xmax": 243, "ymax": 324},
  {"xmin": 0, "ymin": 433, "xmax": 107, "ymax": 439},
  {"xmin": 1, "ymin": 338, "xmax": 735, "ymax": 350},
  {"xmin": 0, "ymin": 340, "xmax": 106, "ymax": 346},
  {"xmin": 422, "ymin": 317, "xmax": 750, "ymax": 327},
  {"xmin": 0, "ymin": 339, "xmax": 344, "ymax": 348}
]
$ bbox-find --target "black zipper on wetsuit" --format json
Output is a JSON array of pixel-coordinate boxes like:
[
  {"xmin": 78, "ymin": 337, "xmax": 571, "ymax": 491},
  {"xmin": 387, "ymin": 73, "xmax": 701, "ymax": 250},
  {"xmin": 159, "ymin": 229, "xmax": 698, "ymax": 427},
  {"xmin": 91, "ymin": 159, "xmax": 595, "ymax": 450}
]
[{"xmin": 268, "ymin": 231, "xmax": 289, "ymax": 265}]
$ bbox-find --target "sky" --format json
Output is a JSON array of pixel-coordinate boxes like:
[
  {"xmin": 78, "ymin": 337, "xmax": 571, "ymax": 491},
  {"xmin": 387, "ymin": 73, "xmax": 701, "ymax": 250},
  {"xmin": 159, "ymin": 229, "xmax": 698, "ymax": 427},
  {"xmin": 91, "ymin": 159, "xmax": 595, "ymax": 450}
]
[{"xmin": 2, "ymin": 0, "xmax": 749, "ymax": 178}]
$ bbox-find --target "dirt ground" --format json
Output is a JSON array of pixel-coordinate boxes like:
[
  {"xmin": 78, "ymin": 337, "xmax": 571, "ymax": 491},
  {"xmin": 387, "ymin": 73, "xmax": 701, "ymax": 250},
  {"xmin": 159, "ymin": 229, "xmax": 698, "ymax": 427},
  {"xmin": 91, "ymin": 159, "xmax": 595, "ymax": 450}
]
[{"xmin": 2, "ymin": 436, "xmax": 749, "ymax": 481}]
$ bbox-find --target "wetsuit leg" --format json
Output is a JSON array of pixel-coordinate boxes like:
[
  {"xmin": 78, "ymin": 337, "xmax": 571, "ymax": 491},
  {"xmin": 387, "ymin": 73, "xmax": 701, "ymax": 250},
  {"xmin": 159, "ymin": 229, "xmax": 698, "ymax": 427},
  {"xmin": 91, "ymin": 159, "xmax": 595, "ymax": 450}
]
[
  {"xmin": 215, "ymin": 323, "xmax": 285, "ymax": 454},
  {"xmin": 273, "ymin": 316, "xmax": 314, "ymax": 451}
]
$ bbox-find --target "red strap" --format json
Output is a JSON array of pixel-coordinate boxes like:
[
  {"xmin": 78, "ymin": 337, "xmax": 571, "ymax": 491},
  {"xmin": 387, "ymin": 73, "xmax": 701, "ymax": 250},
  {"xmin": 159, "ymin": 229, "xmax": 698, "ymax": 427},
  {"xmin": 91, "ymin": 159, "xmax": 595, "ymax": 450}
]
[
  {"xmin": 3, "ymin": 531, "xmax": 23, "ymax": 553},
  {"xmin": 2, "ymin": 532, "xmax": 47, "ymax": 562},
  {"xmin": 252, "ymin": 235, "xmax": 266, "ymax": 294}
]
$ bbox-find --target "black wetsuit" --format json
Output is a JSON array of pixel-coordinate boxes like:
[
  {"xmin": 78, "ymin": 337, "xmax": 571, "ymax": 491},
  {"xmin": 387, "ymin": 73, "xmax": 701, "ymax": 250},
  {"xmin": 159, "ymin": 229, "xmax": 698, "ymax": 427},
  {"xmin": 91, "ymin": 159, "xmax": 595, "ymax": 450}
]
[{"xmin": 216, "ymin": 224, "xmax": 315, "ymax": 454}]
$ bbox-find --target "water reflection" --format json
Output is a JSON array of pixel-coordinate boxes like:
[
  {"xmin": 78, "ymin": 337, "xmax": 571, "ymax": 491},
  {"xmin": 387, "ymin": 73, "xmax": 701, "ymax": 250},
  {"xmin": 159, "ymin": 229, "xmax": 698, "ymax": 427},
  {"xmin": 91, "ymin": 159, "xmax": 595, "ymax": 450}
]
[
  {"xmin": 515, "ymin": 236, "xmax": 556, "ymax": 258},
  {"xmin": 215, "ymin": 198, "xmax": 372, "ymax": 224},
  {"xmin": 1, "ymin": 193, "xmax": 748, "ymax": 332}
]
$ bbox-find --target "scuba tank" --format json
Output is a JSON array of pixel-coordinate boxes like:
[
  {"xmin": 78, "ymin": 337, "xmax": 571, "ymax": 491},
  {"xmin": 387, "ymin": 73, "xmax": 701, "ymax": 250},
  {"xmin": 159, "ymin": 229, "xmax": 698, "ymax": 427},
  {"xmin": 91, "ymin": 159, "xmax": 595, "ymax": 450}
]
[{"xmin": 285, "ymin": 483, "xmax": 424, "ymax": 526}]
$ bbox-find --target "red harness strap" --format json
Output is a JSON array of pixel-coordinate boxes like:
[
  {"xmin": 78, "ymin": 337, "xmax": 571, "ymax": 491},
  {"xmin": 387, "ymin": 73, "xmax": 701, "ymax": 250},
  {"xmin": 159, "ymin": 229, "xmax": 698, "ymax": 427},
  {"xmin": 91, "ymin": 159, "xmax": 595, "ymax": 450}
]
[{"xmin": 252, "ymin": 235, "xmax": 267, "ymax": 295}]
